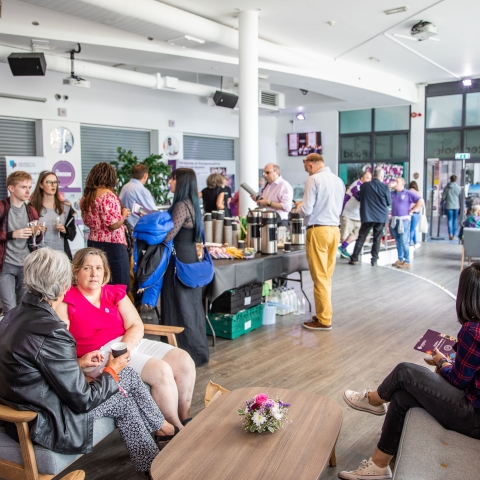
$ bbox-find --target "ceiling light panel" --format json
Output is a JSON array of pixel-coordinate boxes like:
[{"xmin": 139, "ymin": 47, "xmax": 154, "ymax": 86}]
[{"xmin": 384, "ymin": 6, "xmax": 408, "ymax": 15}]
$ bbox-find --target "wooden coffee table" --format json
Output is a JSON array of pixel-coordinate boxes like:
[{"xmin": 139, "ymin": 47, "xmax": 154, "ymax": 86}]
[{"xmin": 150, "ymin": 387, "xmax": 342, "ymax": 480}]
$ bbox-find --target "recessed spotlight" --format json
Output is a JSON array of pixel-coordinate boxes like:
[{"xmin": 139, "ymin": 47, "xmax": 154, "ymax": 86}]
[
  {"xmin": 296, "ymin": 113, "xmax": 305, "ymax": 120},
  {"xmin": 327, "ymin": 20, "xmax": 336, "ymax": 26},
  {"xmin": 463, "ymin": 78, "xmax": 473, "ymax": 87},
  {"xmin": 148, "ymin": 37, "xmax": 154, "ymax": 41},
  {"xmin": 384, "ymin": 6, "xmax": 408, "ymax": 15},
  {"xmin": 369, "ymin": 57, "xmax": 380, "ymax": 62},
  {"xmin": 32, "ymin": 21, "xmax": 39, "ymax": 26},
  {"xmin": 113, "ymin": 63, "xmax": 126, "ymax": 68}
]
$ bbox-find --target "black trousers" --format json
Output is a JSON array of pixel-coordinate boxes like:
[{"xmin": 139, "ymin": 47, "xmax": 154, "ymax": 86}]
[
  {"xmin": 87, "ymin": 240, "xmax": 130, "ymax": 289},
  {"xmin": 350, "ymin": 222, "xmax": 384, "ymax": 262}
]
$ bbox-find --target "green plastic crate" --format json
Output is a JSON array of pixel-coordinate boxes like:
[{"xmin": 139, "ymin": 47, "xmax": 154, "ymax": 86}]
[{"xmin": 206, "ymin": 304, "xmax": 265, "ymax": 339}]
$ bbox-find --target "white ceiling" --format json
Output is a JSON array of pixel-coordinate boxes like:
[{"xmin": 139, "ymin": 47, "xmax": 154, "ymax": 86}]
[{"xmin": 2, "ymin": 0, "xmax": 480, "ymax": 115}]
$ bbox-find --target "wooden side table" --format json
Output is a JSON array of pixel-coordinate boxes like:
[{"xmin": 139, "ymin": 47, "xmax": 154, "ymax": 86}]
[{"xmin": 150, "ymin": 387, "xmax": 342, "ymax": 480}]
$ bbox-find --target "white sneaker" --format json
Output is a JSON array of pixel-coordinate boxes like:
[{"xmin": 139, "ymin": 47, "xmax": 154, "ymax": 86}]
[
  {"xmin": 414, "ymin": 243, "xmax": 422, "ymax": 249},
  {"xmin": 343, "ymin": 390, "xmax": 387, "ymax": 416},
  {"xmin": 338, "ymin": 458, "xmax": 392, "ymax": 480}
]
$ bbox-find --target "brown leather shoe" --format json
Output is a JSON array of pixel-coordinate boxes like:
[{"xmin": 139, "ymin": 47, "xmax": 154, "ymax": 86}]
[
  {"xmin": 397, "ymin": 261, "xmax": 410, "ymax": 269},
  {"xmin": 392, "ymin": 259, "xmax": 402, "ymax": 266},
  {"xmin": 302, "ymin": 320, "xmax": 332, "ymax": 331}
]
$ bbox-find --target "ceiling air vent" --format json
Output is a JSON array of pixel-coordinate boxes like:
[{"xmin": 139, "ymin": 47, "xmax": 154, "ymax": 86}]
[{"xmin": 258, "ymin": 89, "xmax": 285, "ymax": 110}]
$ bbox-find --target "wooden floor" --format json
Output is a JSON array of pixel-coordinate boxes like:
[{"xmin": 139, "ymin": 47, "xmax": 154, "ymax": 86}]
[{"xmin": 56, "ymin": 242, "xmax": 464, "ymax": 480}]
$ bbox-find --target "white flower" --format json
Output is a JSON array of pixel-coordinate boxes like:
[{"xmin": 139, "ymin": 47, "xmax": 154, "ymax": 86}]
[
  {"xmin": 269, "ymin": 405, "xmax": 283, "ymax": 421},
  {"xmin": 252, "ymin": 412, "xmax": 267, "ymax": 427}
]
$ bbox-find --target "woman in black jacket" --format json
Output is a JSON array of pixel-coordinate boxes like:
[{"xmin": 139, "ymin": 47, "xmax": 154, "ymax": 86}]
[
  {"xmin": 30, "ymin": 170, "xmax": 77, "ymax": 259},
  {"xmin": 0, "ymin": 248, "xmax": 175, "ymax": 473}
]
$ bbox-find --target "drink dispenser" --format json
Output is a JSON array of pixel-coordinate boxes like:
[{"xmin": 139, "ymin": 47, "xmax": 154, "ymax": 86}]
[
  {"xmin": 261, "ymin": 211, "xmax": 278, "ymax": 254},
  {"xmin": 289, "ymin": 209, "xmax": 306, "ymax": 245},
  {"xmin": 247, "ymin": 209, "xmax": 262, "ymax": 251}
]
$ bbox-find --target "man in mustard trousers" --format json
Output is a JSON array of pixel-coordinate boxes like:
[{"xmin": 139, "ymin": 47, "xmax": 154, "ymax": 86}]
[{"xmin": 296, "ymin": 154, "xmax": 345, "ymax": 331}]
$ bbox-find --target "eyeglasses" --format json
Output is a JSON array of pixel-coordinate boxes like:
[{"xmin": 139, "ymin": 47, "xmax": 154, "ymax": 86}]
[
  {"xmin": 44, "ymin": 181, "xmax": 59, "ymax": 186},
  {"xmin": 263, "ymin": 171, "xmax": 273, "ymax": 174}
]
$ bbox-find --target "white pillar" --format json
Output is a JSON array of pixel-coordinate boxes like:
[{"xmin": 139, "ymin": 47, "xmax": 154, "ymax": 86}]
[
  {"xmin": 238, "ymin": 10, "xmax": 259, "ymax": 215},
  {"xmin": 410, "ymin": 85, "xmax": 426, "ymax": 194}
]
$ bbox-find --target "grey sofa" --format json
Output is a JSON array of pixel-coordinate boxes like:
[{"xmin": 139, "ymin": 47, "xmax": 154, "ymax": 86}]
[
  {"xmin": 0, "ymin": 416, "xmax": 115, "ymax": 477},
  {"xmin": 393, "ymin": 407, "xmax": 480, "ymax": 480}
]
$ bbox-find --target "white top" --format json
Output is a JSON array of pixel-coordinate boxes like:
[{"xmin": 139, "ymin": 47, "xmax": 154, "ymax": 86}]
[
  {"xmin": 298, "ymin": 166, "xmax": 345, "ymax": 227},
  {"xmin": 260, "ymin": 175, "xmax": 294, "ymax": 220}
]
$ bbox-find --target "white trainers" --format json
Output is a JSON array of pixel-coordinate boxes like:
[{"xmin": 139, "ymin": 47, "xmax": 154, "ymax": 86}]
[
  {"xmin": 338, "ymin": 458, "xmax": 392, "ymax": 480},
  {"xmin": 343, "ymin": 390, "xmax": 387, "ymax": 416}
]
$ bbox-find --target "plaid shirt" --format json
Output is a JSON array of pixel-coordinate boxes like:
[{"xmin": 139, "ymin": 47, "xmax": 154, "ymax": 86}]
[{"xmin": 440, "ymin": 322, "xmax": 480, "ymax": 408}]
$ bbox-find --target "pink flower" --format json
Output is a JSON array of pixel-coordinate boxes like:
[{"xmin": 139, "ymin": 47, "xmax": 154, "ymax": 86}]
[{"xmin": 255, "ymin": 393, "xmax": 269, "ymax": 405}]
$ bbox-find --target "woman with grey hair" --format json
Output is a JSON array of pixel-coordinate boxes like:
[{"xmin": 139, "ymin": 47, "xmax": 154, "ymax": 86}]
[{"xmin": 0, "ymin": 248, "xmax": 176, "ymax": 474}]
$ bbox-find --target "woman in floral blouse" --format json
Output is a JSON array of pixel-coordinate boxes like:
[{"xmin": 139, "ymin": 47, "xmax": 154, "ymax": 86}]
[{"xmin": 80, "ymin": 162, "xmax": 131, "ymax": 288}]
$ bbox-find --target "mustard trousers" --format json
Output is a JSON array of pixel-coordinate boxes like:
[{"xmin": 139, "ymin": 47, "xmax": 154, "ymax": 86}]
[{"xmin": 305, "ymin": 226, "xmax": 340, "ymax": 326}]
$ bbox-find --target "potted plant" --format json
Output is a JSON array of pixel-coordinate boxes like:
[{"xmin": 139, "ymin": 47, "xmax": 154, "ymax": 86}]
[{"xmin": 110, "ymin": 147, "xmax": 172, "ymax": 205}]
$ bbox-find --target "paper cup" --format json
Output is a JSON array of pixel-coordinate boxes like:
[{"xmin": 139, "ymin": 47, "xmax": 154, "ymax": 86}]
[
  {"xmin": 284, "ymin": 242, "xmax": 292, "ymax": 252},
  {"xmin": 111, "ymin": 342, "xmax": 128, "ymax": 358}
]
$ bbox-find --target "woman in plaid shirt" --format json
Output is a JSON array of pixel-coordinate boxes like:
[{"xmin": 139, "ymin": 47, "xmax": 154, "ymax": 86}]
[{"xmin": 338, "ymin": 263, "xmax": 480, "ymax": 480}]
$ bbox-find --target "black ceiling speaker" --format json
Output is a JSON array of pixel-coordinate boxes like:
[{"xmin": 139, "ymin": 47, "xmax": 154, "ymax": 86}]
[
  {"xmin": 213, "ymin": 91, "xmax": 238, "ymax": 109},
  {"xmin": 8, "ymin": 53, "xmax": 47, "ymax": 76}
]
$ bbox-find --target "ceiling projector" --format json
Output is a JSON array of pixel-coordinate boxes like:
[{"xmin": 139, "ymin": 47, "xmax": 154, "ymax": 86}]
[
  {"xmin": 63, "ymin": 76, "xmax": 90, "ymax": 88},
  {"xmin": 411, "ymin": 20, "xmax": 438, "ymax": 41}
]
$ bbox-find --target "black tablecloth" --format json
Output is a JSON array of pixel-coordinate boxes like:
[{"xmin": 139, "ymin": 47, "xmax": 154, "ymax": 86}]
[{"xmin": 206, "ymin": 246, "xmax": 309, "ymax": 301}]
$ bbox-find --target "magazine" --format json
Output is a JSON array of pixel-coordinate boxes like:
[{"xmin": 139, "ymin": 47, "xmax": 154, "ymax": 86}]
[
  {"xmin": 132, "ymin": 201, "xmax": 153, "ymax": 218},
  {"xmin": 414, "ymin": 329, "xmax": 457, "ymax": 361}
]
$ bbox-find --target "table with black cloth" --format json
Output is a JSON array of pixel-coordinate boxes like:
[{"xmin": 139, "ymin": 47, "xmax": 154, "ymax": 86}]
[{"xmin": 204, "ymin": 246, "xmax": 311, "ymax": 345}]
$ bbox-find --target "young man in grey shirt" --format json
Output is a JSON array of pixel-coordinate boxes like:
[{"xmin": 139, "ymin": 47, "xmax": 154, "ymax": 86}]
[{"xmin": 0, "ymin": 171, "xmax": 42, "ymax": 314}]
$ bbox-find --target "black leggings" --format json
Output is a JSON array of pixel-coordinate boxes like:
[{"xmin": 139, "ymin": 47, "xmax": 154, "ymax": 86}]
[{"xmin": 88, "ymin": 240, "xmax": 130, "ymax": 289}]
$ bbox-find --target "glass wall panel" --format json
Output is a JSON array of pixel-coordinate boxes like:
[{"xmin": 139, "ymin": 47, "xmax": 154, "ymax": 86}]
[
  {"xmin": 466, "ymin": 92, "xmax": 480, "ymax": 126},
  {"xmin": 374, "ymin": 106, "xmax": 410, "ymax": 132},
  {"xmin": 340, "ymin": 109, "xmax": 372, "ymax": 134},
  {"xmin": 339, "ymin": 163, "xmax": 372, "ymax": 186},
  {"xmin": 425, "ymin": 131, "xmax": 462, "ymax": 159},
  {"xmin": 374, "ymin": 163, "xmax": 409, "ymax": 184},
  {"xmin": 340, "ymin": 135, "xmax": 371, "ymax": 161},
  {"xmin": 426, "ymin": 95, "xmax": 462, "ymax": 128},
  {"xmin": 465, "ymin": 129, "xmax": 480, "ymax": 156},
  {"xmin": 375, "ymin": 133, "xmax": 408, "ymax": 160}
]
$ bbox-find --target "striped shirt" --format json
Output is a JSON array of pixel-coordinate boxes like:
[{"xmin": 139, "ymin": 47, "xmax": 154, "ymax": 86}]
[{"xmin": 440, "ymin": 322, "xmax": 480, "ymax": 408}]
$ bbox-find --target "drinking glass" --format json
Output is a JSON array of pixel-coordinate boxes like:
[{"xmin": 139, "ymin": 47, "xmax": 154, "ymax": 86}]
[
  {"xmin": 55, "ymin": 217, "xmax": 62, "ymax": 239},
  {"xmin": 28, "ymin": 220, "xmax": 38, "ymax": 247},
  {"xmin": 39, "ymin": 221, "xmax": 47, "ymax": 247}
]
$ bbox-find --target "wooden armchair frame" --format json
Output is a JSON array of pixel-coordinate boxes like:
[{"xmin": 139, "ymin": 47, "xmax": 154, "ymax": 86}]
[{"xmin": 0, "ymin": 325, "xmax": 183, "ymax": 480}]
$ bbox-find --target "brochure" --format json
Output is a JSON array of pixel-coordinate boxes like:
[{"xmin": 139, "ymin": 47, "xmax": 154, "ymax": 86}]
[
  {"xmin": 132, "ymin": 201, "xmax": 153, "ymax": 218},
  {"xmin": 414, "ymin": 329, "xmax": 457, "ymax": 361}
]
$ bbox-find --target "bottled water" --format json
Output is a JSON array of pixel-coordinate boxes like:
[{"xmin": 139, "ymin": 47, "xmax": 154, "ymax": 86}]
[
  {"xmin": 290, "ymin": 288, "xmax": 298, "ymax": 315},
  {"xmin": 299, "ymin": 297, "xmax": 306, "ymax": 315}
]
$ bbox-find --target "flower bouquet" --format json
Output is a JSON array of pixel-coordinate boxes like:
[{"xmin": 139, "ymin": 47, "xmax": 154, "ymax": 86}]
[{"xmin": 237, "ymin": 393, "xmax": 290, "ymax": 433}]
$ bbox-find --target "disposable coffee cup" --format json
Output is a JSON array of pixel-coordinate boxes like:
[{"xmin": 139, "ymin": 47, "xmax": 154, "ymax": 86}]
[
  {"xmin": 284, "ymin": 242, "xmax": 292, "ymax": 252},
  {"xmin": 111, "ymin": 342, "xmax": 128, "ymax": 358},
  {"xmin": 238, "ymin": 240, "xmax": 245, "ymax": 250}
]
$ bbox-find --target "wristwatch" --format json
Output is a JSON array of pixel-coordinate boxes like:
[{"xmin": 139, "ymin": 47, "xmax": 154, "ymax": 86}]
[
  {"xmin": 438, "ymin": 357, "xmax": 450, "ymax": 369},
  {"xmin": 268, "ymin": 200, "xmax": 271, "ymax": 206}
]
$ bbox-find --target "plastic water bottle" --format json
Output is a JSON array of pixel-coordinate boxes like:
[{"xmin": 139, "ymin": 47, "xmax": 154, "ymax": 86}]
[
  {"xmin": 299, "ymin": 297, "xmax": 306, "ymax": 315},
  {"xmin": 290, "ymin": 289, "xmax": 298, "ymax": 315}
]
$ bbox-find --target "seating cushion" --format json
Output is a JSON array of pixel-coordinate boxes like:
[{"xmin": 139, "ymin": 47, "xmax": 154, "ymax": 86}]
[
  {"xmin": 0, "ymin": 417, "xmax": 115, "ymax": 475},
  {"xmin": 393, "ymin": 407, "xmax": 480, "ymax": 480}
]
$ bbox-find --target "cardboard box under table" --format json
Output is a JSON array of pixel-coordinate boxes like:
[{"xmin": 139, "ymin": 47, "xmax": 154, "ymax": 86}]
[{"xmin": 207, "ymin": 303, "xmax": 264, "ymax": 339}]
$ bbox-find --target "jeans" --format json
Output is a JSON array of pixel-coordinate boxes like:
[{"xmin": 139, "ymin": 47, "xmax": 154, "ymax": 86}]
[
  {"xmin": 410, "ymin": 213, "xmax": 420, "ymax": 245},
  {"xmin": 446, "ymin": 209, "xmax": 459, "ymax": 236},
  {"xmin": 350, "ymin": 222, "xmax": 384, "ymax": 263},
  {"xmin": 376, "ymin": 363, "xmax": 480, "ymax": 456},
  {"xmin": 0, "ymin": 263, "xmax": 27, "ymax": 314},
  {"xmin": 389, "ymin": 218, "xmax": 411, "ymax": 263}
]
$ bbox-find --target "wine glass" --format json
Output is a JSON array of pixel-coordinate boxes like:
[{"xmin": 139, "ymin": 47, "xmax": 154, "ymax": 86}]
[
  {"xmin": 28, "ymin": 220, "xmax": 38, "ymax": 247},
  {"xmin": 38, "ymin": 221, "xmax": 47, "ymax": 247},
  {"xmin": 55, "ymin": 217, "xmax": 62, "ymax": 239}
]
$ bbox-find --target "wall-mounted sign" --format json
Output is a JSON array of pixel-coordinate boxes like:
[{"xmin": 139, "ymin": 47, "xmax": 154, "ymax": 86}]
[{"xmin": 455, "ymin": 153, "xmax": 470, "ymax": 160}]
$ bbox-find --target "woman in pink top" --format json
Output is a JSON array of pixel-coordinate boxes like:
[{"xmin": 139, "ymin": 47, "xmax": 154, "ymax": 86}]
[
  {"xmin": 81, "ymin": 162, "xmax": 131, "ymax": 287},
  {"xmin": 56, "ymin": 247, "xmax": 196, "ymax": 433}
]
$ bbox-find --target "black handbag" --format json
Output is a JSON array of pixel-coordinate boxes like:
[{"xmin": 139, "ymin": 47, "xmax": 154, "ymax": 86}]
[{"xmin": 173, "ymin": 229, "xmax": 214, "ymax": 288}]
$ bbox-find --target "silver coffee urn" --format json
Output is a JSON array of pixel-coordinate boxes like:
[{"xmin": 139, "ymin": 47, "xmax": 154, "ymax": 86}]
[
  {"xmin": 290, "ymin": 208, "xmax": 306, "ymax": 245},
  {"xmin": 261, "ymin": 211, "xmax": 278, "ymax": 254},
  {"xmin": 247, "ymin": 209, "xmax": 262, "ymax": 251}
]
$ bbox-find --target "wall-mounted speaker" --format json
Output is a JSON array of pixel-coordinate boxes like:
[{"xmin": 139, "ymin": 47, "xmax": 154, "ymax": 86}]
[
  {"xmin": 213, "ymin": 91, "xmax": 238, "ymax": 109},
  {"xmin": 8, "ymin": 53, "xmax": 47, "ymax": 76}
]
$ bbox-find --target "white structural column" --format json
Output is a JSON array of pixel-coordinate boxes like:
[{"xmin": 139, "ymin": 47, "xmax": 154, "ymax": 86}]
[{"xmin": 238, "ymin": 10, "xmax": 259, "ymax": 215}]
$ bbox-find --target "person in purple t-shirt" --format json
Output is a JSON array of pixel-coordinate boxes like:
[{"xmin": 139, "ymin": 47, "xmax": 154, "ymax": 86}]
[{"xmin": 389, "ymin": 178, "xmax": 424, "ymax": 269}]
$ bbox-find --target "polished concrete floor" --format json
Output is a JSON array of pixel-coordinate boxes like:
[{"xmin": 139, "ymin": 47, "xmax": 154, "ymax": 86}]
[{"xmin": 55, "ymin": 242, "xmax": 464, "ymax": 480}]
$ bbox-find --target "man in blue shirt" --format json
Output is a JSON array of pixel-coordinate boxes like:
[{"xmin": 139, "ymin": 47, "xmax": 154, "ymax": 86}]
[
  {"xmin": 119, "ymin": 164, "xmax": 157, "ymax": 228},
  {"xmin": 389, "ymin": 177, "xmax": 424, "ymax": 269}
]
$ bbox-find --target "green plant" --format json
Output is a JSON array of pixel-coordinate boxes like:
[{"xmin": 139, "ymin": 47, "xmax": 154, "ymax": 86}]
[{"xmin": 111, "ymin": 147, "xmax": 172, "ymax": 205}]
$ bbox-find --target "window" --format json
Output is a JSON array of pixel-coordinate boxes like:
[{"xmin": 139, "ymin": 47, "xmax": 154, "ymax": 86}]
[
  {"xmin": 340, "ymin": 136, "xmax": 371, "ymax": 161},
  {"xmin": 465, "ymin": 129, "xmax": 480, "ymax": 157},
  {"xmin": 426, "ymin": 95, "xmax": 463, "ymax": 129},
  {"xmin": 466, "ymin": 92, "xmax": 480, "ymax": 126},
  {"xmin": 375, "ymin": 133, "xmax": 408, "ymax": 160},
  {"xmin": 425, "ymin": 131, "xmax": 462, "ymax": 159},
  {"xmin": 183, "ymin": 135, "xmax": 234, "ymax": 161},
  {"xmin": 340, "ymin": 109, "xmax": 372, "ymax": 134},
  {"xmin": 374, "ymin": 106, "xmax": 410, "ymax": 132}
]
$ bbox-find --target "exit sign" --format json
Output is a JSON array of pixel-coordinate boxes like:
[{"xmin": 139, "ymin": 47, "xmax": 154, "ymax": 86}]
[{"xmin": 455, "ymin": 153, "xmax": 470, "ymax": 160}]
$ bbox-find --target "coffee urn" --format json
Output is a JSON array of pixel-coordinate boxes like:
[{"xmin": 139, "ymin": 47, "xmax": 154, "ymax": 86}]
[
  {"xmin": 261, "ymin": 211, "xmax": 278, "ymax": 254},
  {"xmin": 289, "ymin": 208, "xmax": 306, "ymax": 245},
  {"xmin": 247, "ymin": 209, "xmax": 262, "ymax": 251}
]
